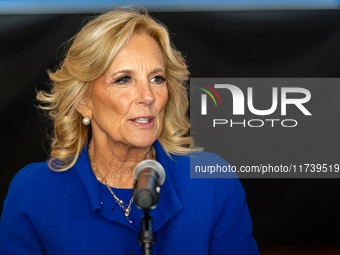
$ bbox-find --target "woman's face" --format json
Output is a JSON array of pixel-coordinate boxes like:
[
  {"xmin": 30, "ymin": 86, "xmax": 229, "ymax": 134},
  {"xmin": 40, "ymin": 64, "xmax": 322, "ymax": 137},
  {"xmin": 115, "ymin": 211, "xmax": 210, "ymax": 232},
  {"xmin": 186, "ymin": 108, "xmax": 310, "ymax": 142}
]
[{"xmin": 86, "ymin": 33, "xmax": 168, "ymax": 150}]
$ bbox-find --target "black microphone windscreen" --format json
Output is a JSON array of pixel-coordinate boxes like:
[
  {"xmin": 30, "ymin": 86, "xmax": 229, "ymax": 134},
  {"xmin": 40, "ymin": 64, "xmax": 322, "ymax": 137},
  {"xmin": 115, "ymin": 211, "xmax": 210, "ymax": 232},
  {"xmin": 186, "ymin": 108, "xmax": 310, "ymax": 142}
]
[{"xmin": 133, "ymin": 160, "xmax": 166, "ymax": 185}]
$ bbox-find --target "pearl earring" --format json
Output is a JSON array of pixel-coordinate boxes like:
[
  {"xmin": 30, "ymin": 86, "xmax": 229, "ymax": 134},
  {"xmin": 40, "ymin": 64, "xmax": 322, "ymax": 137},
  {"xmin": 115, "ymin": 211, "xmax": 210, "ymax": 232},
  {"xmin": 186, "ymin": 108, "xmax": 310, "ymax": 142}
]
[{"xmin": 82, "ymin": 117, "xmax": 90, "ymax": 125}]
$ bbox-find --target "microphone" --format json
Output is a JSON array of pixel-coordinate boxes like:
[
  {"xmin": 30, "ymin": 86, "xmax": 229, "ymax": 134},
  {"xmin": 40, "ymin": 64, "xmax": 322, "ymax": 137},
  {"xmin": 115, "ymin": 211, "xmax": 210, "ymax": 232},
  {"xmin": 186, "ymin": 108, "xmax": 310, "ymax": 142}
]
[{"xmin": 133, "ymin": 160, "xmax": 166, "ymax": 212}]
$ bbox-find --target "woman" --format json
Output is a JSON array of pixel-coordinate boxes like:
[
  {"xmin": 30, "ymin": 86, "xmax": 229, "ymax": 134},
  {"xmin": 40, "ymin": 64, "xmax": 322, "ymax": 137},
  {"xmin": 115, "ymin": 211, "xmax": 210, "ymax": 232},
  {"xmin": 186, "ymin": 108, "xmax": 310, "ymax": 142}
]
[{"xmin": 0, "ymin": 8, "xmax": 259, "ymax": 254}]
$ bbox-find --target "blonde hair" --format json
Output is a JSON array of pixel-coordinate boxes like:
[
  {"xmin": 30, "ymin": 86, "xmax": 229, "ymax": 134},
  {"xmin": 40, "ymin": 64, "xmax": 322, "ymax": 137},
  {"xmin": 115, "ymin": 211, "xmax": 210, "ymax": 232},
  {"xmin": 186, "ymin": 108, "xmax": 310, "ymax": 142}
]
[{"xmin": 37, "ymin": 8, "xmax": 198, "ymax": 171}]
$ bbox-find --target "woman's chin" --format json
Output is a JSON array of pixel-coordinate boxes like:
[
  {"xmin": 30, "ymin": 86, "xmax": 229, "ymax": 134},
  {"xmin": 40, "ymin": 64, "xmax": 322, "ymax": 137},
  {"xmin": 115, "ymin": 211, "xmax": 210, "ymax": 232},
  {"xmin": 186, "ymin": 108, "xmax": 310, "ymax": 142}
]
[{"xmin": 126, "ymin": 136, "xmax": 157, "ymax": 149}]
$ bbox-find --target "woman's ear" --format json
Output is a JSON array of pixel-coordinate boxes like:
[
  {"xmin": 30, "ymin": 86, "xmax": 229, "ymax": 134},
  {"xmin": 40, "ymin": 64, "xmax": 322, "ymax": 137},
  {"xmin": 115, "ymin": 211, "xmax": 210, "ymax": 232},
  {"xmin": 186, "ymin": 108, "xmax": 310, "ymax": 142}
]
[{"xmin": 76, "ymin": 99, "xmax": 92, "ymax": 119}]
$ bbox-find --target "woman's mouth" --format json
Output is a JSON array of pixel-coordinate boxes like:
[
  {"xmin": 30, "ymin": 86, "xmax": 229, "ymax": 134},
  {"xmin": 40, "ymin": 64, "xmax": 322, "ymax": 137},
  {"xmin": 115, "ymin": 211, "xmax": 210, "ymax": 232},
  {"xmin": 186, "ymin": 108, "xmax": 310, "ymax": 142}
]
[
  {"xmin": 134, "ymin": 117, "xmax": 151, "ymax": 123},
  {"xmin": 130, "ymin": 116, "xmax": 155, "ymax": 127}
]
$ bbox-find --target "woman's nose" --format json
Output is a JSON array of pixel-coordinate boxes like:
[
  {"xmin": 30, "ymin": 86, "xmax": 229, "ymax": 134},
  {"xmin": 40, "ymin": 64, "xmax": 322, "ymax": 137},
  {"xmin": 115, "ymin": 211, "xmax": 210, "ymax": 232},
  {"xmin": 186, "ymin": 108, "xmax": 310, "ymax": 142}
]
[{"xmin": 137, "ymin": 80, "xmax": 156, "ymax": 106}]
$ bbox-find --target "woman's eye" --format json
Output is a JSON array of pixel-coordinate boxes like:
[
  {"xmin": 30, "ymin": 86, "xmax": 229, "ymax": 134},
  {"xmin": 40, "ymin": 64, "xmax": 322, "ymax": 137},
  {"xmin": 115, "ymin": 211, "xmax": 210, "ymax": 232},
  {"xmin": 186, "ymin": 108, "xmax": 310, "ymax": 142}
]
[
  {"xmin": 114, "ymin": 76, "xmax": 131, "ymax": 84},
  {"xmin": 151, "ymin": 76, "xmax": 166, "ymax": 84}
]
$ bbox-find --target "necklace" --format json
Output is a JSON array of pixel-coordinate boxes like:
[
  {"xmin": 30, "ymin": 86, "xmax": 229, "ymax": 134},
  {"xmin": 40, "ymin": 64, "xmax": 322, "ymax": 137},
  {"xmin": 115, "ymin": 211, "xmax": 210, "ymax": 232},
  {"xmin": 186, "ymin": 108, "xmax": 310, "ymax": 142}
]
[{"xmin": 88, "ymin": 153, "xmax": 134, "ymax": 224}]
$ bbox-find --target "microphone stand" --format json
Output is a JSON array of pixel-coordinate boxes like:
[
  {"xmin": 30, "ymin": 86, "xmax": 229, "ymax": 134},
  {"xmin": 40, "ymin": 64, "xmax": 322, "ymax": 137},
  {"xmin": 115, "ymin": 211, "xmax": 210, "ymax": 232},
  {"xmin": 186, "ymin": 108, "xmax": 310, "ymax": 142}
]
[
  {"xmin": 133, "ymin": 160, "xmax": 165, "ymax": 255},
  {"xmin": 139, "ymin": 211, "xmax": 155, "ymax": 255}
]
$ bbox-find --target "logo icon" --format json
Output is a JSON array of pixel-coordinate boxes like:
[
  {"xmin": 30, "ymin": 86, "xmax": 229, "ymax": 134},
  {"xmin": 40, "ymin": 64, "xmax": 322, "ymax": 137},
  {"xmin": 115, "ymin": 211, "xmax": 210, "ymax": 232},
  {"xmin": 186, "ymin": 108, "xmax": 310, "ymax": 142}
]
[{"xmin": 196, "ymin": 82, "xmax": 222, "ymax": 115}]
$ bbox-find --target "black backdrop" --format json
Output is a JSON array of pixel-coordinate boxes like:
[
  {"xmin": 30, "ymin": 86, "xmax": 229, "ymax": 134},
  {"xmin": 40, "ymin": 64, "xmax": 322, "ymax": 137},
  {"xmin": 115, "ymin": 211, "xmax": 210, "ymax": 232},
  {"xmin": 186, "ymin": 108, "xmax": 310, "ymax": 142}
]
[{"xmin": 1, "ymin": 10, "xmax": 340, "ymax": 249}]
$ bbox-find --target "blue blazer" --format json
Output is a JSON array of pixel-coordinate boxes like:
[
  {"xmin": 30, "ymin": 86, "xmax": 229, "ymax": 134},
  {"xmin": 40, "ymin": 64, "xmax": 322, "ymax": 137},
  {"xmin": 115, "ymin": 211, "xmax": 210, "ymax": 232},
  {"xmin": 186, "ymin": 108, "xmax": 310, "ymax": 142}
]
[{"xmin": 0, "ymin": 141, "xmax": 259, "ymax": 254}]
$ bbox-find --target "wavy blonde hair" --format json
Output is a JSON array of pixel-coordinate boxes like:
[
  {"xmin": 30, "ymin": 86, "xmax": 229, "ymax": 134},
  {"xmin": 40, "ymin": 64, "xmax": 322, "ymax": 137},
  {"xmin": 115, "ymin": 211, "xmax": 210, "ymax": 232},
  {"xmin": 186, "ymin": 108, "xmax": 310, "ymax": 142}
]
[{"xmin": 37, "ymin": 8, "xmax": 198, "ymax": 171}]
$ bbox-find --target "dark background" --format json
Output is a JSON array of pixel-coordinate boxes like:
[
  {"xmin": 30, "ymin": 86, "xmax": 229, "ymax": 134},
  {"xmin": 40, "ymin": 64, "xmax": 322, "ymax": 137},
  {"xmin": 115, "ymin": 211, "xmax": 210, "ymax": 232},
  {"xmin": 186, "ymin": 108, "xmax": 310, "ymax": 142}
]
[{"xmin": 1, "ymin": 10, "xmax": 340, "ymax": 253}]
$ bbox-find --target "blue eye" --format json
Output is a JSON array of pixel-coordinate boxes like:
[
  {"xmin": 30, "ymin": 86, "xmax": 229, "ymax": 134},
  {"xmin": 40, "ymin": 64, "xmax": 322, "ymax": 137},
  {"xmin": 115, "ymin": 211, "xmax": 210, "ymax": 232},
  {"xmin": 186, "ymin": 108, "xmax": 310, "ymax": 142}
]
[
  {"xmin": 115, "ymin": 76, "xmax": 131, "ymax": 84},
  {"xmin": 151, "ymin": 76, "xmax": 166, "ymax": 84}
]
